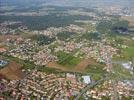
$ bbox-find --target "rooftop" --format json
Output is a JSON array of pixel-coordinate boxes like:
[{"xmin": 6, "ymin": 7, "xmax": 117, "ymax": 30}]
[
  {"xmin": 0, "ymin": 60, "xmax": 8, "ymax": 67},
  {"xmin": 82, "ymin": 76, "xmax": 91, "ymax": 84}
]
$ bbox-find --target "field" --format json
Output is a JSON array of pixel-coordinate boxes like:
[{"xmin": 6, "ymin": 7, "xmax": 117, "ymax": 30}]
[
  {"xmin": 47, "ymin": 58, "xmax": 103, "ymax": 74},
  {"xmin": 121, "ymin": 16, "xmax": 134, "ymax": 27},
  {"xmin": 74, "ymin": 59, "xmax": 97, "ymax": 71},
  {"xmin": 112, "ymin": 64, "xmax": 134, "ymax": 80},
  {"xmin": 0, "ymin": 61, "xmax": 25, "ymax": 80},
  {"xmin": 56, "ymin": 51, "xmax": 81, "ymax": 67},
  {"xmin": 122, "ymin": 47, "xmax": 134, "ymax": 58},
  {"xmin": 48, "ymin": 61, "xmax": 91, "ymax": 72},
  {"xmin": 47, "ymin": 62, "xmax": 73, "ymax": 72}
]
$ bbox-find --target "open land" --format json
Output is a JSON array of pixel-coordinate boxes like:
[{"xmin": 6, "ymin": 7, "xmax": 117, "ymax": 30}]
[
  {"xmin": 0, "ymin": 61, "xmax": 25, "ymax": 80},
  {"xmin": 121, "ymin": 16, "xmax": 134, "ymax": 27}
]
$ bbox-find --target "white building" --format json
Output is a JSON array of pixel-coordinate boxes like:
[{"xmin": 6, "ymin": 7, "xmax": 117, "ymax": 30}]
[{"xmin": 82, "ymin": 76, "xmax": 91, "ymax": 84}]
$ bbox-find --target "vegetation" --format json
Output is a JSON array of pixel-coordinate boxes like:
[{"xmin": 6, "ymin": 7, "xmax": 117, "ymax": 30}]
[
  {"xmin": 114, "ymin": 47, "xmax": 134, "ymax": 60},
  {"xmin": 48, "ymin": 43, "xmax": 58, "ymax": 53},
  {"xmin": 85, "ymin": 64, "xmax": 106, "ymax": 81},
  {"xmin": 1, "ymin": 54, "xmax": 60, "ymax": 73},
  {"xmin": 32, "ymin": 34, "xmax": 55, "ymax": 45},
  {"xmin": 96, "ymin": 20, "xmax": 112, "ymax": 34},
  {"xmin": 36, "ymin": 66, "xmax": 59, "ymax": 74},
  {"xmin": 96, "ymin": 19, "xmax": 129, "ymax": 35},
  {"xmin": 120, "ymin": 47, "xmax": 134, "ymax": 60},
  {"xmin": 0, "ymin": 14, "xmax": 90, "ymax": 30},
  {"xmin": 56, "ymin": 51, "xmax": 81, "ymax": 67},
  {"xmin": 82, "ymin": 32, "xmax": 101, "ymax": 40},
  {"xmin": 2, "ymin": 54, "xmax": 35, "ymax": 69},
  {"xmin": 57, "ymin": 31, "xmax": 75, "ymax": 41},
  {"xmin": 112, "ymin": 64, "xmax": 134, "ymax": 80},
  {"xmin": 122, "ymin": 47, "xmax": 134, "ymax": 58},
  {"xmin": 121, "ymin": 96, "xmax": 133, "ymax": 100}
]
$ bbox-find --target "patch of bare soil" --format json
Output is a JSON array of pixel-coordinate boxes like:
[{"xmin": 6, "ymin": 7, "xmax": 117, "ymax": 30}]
[
  {"xmin": 121, "ymin": 16, "xmax": 134, "ymax": 27},
  {"xmin": 47, "ymin": 62, "xmax": 70, "ymax": 71},
  {"xmin": 47, "ymin": 59, "xmax": 96, "ymax": 72},
  {"xmin": 74, "ymin": 59, "xmax": 91, "ymax": 71},
  {"xmin": 0, "ymin": 61, "xmax": 25, "ymax": 80}
]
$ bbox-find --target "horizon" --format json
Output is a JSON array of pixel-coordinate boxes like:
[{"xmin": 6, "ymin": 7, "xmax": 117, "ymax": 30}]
[{"xmin": 1, "ymin": 0, "xmax": 134, "ymax": 8}]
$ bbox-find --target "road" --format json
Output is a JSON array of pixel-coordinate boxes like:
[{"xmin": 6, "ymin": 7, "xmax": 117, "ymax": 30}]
[{"xmin": 75, "ymin": 75, "xmax": 109, "ymax": 100}]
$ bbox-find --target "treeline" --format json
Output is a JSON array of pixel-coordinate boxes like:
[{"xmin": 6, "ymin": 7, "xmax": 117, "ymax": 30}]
[
  {"xmin": 82, "ymin": 32, "xmax": 101, "ymax": 40},
  {"xmin": 32, "ymin": 34, "xmax": 55, "ymax": 45},
  {"xmin": 96, "ymin": 19, "xmax": 129, "ymax": 35},
  {"xmin": 57, "ymin": 31, "xmax": 76, "ymax": 41},
  {"xmin": 0, "ymin": 14, "xmax": 90, "ymax": 30}
]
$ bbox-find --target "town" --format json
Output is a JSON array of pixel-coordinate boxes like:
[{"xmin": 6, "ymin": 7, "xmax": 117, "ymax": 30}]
[{"xmin": 0, "ymin": 0, "xmax": 134, "ymax": 100}]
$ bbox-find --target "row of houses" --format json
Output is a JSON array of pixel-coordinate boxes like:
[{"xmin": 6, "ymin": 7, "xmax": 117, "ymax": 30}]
[{"xmin": 0, "ymin": 70, "xmax": 91, "ymax": 100}]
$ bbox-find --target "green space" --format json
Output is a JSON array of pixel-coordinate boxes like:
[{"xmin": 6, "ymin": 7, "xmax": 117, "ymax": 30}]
[
  {"xmin": 112, "ymin": 64, "xmax": 134, "ymax": 80},
  {"xmin": 36, "ymin": 66, "xmax": 60, "ymax": 74},
  {"xmin": 114, "ymin": 47, "xmax": 134, "ymax": 60},
  {"xmin": 96, "ymin": 19, "xmax": 129, "ymax": 35},
  {"xmin": 122, "ymin": 47, "xmax": 134, "ymax": 58},
  {"xmin": 96, "ymin": 20, "xmax": 112, "ymax": 34},
  {"xmin": 82, "ymin": 32, "xmax": 101, "ymax": 40},
  {"xmin": 56, "ymin": 51, "xmax": 81, "ymax": 67},
  {"xmin": 57, "ymin": 31, "xmax": 75, "ymax": 41},
  {"xmin": 1, "ymin": 54, "xmax": 59, "ymax": 73},
  {"xmin": 48, "ymin": 43, "xmax": 59, "ymax": 53},
  {"xmin": 32, "ymin": 34, "xmax": 55, "ymax": 45},
  {"xmin": 81, "ymin": 23, "xmax": 96, "ymax": 32},
  {"xmin": 85, "ymin": 64, "xmax": 106, "ymax": 81},
  {"xmin": 1, "ymin": 54, "xmax": 35, "ymax": 69},
  {"xmin": 0, "ymin": 14, "xmax": 90, "ymax": 30}
]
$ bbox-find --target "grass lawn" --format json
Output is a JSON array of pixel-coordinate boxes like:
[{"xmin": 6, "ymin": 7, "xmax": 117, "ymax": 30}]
[
  {"xmin": 123, "ymin": 47, "xmax": 134, "ymax": 58},
  {"xmin": 113, "ymin": 47, "xmax": 134, "ymax": 61},
  {"xmin": 57, "ymin": 51, "xmax": 81, "ymax": 68},
  {"xmin": 112, "ymin": 64, "xmax": 134, "ymax": 80},
  {"xmin": 36, "ymin": 66, "xmax": 59, "ymax": 74},
  {"xmin": 85, "ymin": 64, "xmax": 106, "ymax": 81}
]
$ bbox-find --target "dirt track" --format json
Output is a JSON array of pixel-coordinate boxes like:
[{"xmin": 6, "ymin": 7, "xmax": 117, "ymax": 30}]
[
  {"xmin": 74, "ymin": 59, "xmax": 92, "ymax": 71},
  {"xmin": 47, "ymin": 59, "xmax": 95, "ymax": 72},
  {"xmin": 47, "ymin": 62, "xmax": 73, "ymax": 72}
]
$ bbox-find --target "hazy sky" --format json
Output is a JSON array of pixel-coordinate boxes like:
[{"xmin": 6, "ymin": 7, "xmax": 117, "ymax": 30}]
[
  {"xmin": 1, "ymin": 0, "xmax": 134, "ymax": 7},
  {"xmin": 45, "ymin": 0, "xmax": 134, "ymax": 7}
]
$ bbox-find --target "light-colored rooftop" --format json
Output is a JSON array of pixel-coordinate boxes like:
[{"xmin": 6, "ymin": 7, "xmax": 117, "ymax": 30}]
[{"xmin": 82, "ymin": 76, "xmax": 91, "ymax": 84}]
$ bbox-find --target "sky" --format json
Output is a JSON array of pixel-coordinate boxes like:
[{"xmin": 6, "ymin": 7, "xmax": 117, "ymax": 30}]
[{"xmin": 0, "ymin": 0, "xmax": 134, "ymax": 8}]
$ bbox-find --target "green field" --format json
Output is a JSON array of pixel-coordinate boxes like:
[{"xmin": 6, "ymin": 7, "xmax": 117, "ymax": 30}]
[
  {"xmin": 85, "ymin": 64, "xmax": 106, "ymax": 81},
  {"xmin": 56, "ymin": 51, "xmax": 81, "ymax": 67},
  {"xmin": 113, "ymin": 46, "xmax": 134, "ymax": 61},
  {"xmin": 123, "ymin": 47, "xmax": 134, "ymax": 58},
  {"xmin": 112, "ymin": 64, "xmax": 134, "ymax": 80}
]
